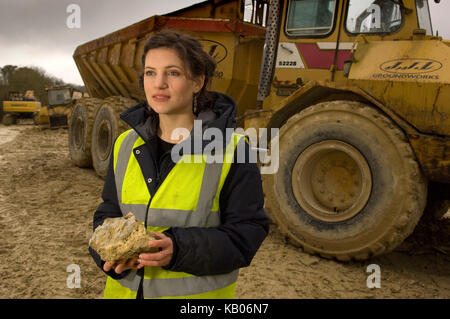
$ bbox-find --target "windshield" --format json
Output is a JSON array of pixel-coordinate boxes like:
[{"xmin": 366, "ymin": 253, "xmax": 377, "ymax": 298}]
[
  {"xmin": 346, "ymin": 0, "xmax": 403, "ymax": 34},
  {"xmin": 48, "ymin": 89, "xmax": 71, "ymax": 106},
  {"xmin": 416, "ymin": 0, "xmax": 433, "ymax": 35},
  {"xmin": 286, "ymin": 0, "xmax": 336, "ymax": 36}
]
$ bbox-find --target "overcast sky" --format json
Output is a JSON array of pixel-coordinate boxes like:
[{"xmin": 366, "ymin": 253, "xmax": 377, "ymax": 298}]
[{"xmin": 0, "ymin": 0, "xmax": 448, "ymax": 86}]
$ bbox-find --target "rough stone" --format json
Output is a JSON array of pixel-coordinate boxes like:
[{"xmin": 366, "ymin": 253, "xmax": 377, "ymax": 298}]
[{"xmin": 89, "ymin": 212, "xmax": 157, "ymax": 261}]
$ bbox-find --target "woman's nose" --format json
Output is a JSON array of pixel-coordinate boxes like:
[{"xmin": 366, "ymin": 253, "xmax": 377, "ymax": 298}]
[{"xmin": 154, "ymin": 74, "xmax": 168, "ymax": 88}]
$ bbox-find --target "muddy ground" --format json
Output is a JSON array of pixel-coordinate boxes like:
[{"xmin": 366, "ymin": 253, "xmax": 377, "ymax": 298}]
[{"xmin": 0, "ymin": 123, "xmax": 449, "ymax": 299}]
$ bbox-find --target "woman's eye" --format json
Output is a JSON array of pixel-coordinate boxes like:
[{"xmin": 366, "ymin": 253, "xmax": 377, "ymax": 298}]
[
  {"xmin": 168, "ymin": 70, "xmax": 180, "ymax": 76},
  {"xmin": 145, "ymin": 70, "xmax": 155, "ymax": 76}
]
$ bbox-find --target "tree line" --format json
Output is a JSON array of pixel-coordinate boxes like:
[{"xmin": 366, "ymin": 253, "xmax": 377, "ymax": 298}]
[{"xmin": 0, "ymin": 65, "xmax": 85, "ymax": 105}]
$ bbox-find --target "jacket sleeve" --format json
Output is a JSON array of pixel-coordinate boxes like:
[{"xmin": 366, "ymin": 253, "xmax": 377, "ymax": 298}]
[
  {"xmin": 88, "ymin": 144, "xmax": 130, "ymax": 280},
  {"xmin": 163, "ymin": 138, "xmax": 270, "ymax": 276}
]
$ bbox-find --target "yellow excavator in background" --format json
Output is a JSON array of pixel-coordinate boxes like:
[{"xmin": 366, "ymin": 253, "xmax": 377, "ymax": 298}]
[{"xmin": 0, "ymin": 90, "xmax": 41, "ymax": 125}]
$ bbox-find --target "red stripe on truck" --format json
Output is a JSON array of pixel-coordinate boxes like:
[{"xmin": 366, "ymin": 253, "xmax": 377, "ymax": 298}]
[{"xmin": 297, "ymin": 43, "xmax": 351, "ymax": 70}]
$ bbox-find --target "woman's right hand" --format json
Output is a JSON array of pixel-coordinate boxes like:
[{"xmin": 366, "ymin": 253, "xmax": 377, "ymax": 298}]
[{"xmin": 103, "ymin": 258, "xmax": 142, "ymax": 274}]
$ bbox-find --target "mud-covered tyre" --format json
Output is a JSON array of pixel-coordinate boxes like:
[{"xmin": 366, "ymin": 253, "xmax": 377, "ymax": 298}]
[
  {"xmin": 263, "ymin": 100, "xmax": 427, "ymax": 261},
  {"xmin": 68, "ymin": 98, "xmax": 103, "ymax": 168},
  {"xmin": 91, "ymin": 96, "xmax": 135, "ymax": 178},
  {"xmin": 32, "ymin": 112, "xmax": 39, "ymax": 125},
  {"xmin": 2, "ymin": 113, "xmax": 17, "ymax": 126}
]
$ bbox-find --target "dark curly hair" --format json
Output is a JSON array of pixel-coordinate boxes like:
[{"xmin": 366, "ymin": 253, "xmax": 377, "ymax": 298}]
[{"xmin": 140, "ymin": 29, "xmax": 217, "ymax": 116}]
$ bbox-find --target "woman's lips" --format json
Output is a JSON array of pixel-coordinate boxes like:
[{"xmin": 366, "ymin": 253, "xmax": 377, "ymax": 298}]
[{"xmin": 152, "ymin": 94, "xmax": 170, "ymax": 102}]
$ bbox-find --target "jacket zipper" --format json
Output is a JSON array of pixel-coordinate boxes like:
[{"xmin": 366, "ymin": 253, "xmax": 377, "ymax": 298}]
[
  {"xmin": 136, "ymin": 140, "xmax": 174, "ymax": 299},
  {"xmin": 137, "ymin": 146, "xmax": 166, "ymax": 299}
]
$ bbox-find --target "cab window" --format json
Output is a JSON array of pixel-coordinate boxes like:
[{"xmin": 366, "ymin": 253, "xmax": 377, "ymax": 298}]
[
  {"xmin": 48, "ymin": 89, "xmax": 72, "ymax": 106},
  {"xmin": 346, "ymin": 0, "xmax": 402, "ymax": 34},
  {"xmin": 286, "ymin": 0, "xmax": 336, "ymax": 36}
]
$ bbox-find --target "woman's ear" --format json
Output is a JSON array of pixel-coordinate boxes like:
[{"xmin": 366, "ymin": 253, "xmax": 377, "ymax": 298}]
[{"xmin": 193, "ymin": 74, "xmax": 206, "ymax": 94}]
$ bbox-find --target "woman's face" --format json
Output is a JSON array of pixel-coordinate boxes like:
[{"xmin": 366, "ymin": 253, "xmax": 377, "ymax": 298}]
[{"xmin": 143, "ymin": 47, "xmax": 204, "ymax": 116}]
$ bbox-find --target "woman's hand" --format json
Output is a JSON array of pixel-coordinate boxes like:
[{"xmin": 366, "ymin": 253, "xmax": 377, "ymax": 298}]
[
  {"xmin": 102, "ymin": 232, "xmax": 173, "ymax": 273},
  {"xmin": 137, "ymin": 231, "xmax": 173, "ymax": 267},
  {"xmin": 103, "ymin": 258, "xmax": 140, "ymax": 274}
]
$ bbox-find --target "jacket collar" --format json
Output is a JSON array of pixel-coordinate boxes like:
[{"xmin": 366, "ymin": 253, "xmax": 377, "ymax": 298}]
[{"xmin": 119, "ymin": 91, "xmax": 237, "ymax": 154}]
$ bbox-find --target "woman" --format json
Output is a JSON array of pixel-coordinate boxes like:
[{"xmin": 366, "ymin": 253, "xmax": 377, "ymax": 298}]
[{"xmin": 89, "ymin": 30, "xmax": 269, "ymax": 299}]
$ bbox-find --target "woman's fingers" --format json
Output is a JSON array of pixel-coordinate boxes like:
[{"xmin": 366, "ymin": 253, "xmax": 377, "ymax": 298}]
[
  {"xmin": 103, "ymin": 261, "xmax": 115, "ymax": 272},
  {"xmin": 139, "ymin": 249, "xmax": 168, "ymax": 262},
  {"xmin": 138, "ymin": 254, "xmax": 172, "ymax": 267},
  {"xmin": 104, "ymin": 258, "xmax": 139, "ymax": 274},
  {"xmin": 104, "ymin": 233, "xmax": 173, "ymax": 271},
  {"xmin": 138, "ymin": 233, "xmax": 173, "ymax": 267}
]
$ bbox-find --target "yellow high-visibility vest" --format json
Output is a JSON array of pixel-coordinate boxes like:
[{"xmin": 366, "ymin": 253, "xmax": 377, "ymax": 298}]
[{"xmin": 103, "ymin": 129, "xmax": 245, "ymax": 299}]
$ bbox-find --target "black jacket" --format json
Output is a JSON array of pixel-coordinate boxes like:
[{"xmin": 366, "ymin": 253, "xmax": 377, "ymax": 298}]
[{"xmin": 89, "ymin": 92, "xmax": 269, "ymax": 278}]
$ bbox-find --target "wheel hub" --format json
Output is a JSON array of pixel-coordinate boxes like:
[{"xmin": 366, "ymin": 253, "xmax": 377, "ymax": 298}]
[
  {"xmin": 292, "ymin": 140, "xmax": 372, "ymax": 222},
  {"xmin": 97, "ymin": 119, "xmax": 112, "ymax": 161},
  {"xmin": 73, "ymin": 116, "xmax": 84, "ymax": 150}
]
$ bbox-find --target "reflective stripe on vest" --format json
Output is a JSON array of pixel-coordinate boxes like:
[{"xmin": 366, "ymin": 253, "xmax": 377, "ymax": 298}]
[
  {"xmin": 104, "ymin": 129, "xmax": 244, "ymax": 299},
  {"xmin": 106, "ymin": 268, "xmax": 239, "ymax": 299}
]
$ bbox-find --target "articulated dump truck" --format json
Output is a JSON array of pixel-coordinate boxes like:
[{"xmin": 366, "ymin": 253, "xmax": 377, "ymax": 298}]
[{"xmin": 70, "ymin": 0, "xmax": 449, "ymax": 261}]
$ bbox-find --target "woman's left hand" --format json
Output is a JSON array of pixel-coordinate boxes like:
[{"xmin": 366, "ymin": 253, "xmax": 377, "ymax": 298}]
[{"xmin": 137, "ymin": 231, "xmax": 173, "ymax": 268}]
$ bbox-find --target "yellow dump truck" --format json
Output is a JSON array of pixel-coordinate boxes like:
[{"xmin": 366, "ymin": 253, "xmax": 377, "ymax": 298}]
[
  {"xmin": 37, "ymin": 86, "xmax": 87, "ymax": 128},
  {"xmin": 0, "ymin": 91, "xmax": 41, "ymax": 125},
  {"xmin": 69, "ymin": 0, "xmax": 449, "ymax": 261},
  {"xmin": 38, "ymin": 86, "xmax": 85, "ymax": 128}
]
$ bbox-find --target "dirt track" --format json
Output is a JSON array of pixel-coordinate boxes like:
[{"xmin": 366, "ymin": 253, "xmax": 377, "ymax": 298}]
[{"xmin": 0, "ymin": 123, "xmax": 449, "ymax": 299}]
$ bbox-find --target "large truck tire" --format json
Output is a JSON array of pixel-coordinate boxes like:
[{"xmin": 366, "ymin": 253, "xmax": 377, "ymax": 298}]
[
  {"xmin": 91, "ymin": 96, "xmax": 135, "ymax": 178},
  {"xmin": 68, "ymin": 98, "xmax": 103, "ymax": 168},
  {"xmin": 263, "ymin": 100, "xmax": 427, "ymax": 261},
  {"xmin": 33, "ymin": 112, "xmax": 39, "ymax": 125},
  {"xmin": 2, "ymin": 113, "xmax": 17, "ymax": 126}
]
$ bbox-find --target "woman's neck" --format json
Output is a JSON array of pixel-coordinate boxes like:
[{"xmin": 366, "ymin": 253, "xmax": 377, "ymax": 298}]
[{"xmin": 158, "ymin": 112, "xmax": 196, "ymax": 143}]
